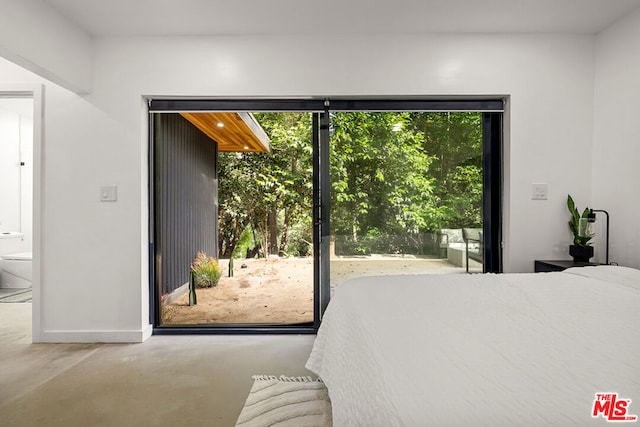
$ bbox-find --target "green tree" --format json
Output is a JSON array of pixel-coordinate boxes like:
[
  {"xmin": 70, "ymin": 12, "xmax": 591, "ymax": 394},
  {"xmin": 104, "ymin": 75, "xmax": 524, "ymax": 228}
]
[
  {"xmin": 254, "ymin": 112, "xmax": 313, "ymax": 256},
  {"xmin": 410, "ymin": 112, "xmax": 483, "ymax": 228},
  {"xmin": 217, "ymin": 152, "xmax": 257, "ymax": 258},
  {"xmin": 217, "ymin": 112, "xmax": 313, "ymax": 258},
  {"xmin": 218, "ymin": 110, "xmax": 483, "ymax": 258},
  {"xmin": 330, "ymin": 112, "xmax": 438, "ymax": 246}
]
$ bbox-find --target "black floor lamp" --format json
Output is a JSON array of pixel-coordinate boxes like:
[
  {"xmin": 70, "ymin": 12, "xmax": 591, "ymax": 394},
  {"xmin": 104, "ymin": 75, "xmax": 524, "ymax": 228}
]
[{"xmin": 587, "ymin": 209, "xmax": 610, "ymax": 265}]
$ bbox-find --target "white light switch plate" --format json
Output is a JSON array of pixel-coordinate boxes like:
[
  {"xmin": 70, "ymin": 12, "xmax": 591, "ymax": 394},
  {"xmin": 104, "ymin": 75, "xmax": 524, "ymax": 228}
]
[
  {"xmin": 531, "ymin": 183, "xmax": 548, "ymax": 200},
  {"xmin": 100, "ymin": 185, "xmax": 117, "ymax": 202}
]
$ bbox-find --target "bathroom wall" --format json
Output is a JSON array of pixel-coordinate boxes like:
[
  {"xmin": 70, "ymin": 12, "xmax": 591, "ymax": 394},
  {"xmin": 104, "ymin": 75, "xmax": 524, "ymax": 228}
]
[
  {"xmin": 0, "ymin": 108, "xmax": 21, "ymax": 234},
  {"xmin": 0, "ymin": 98, "xmax": 33, "ymax": 252}
]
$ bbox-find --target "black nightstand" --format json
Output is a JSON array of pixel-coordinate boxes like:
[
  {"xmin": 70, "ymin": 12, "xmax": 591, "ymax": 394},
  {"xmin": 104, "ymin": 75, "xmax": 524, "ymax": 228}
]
[{"xmin": 534, "ymin": 260, "xmax": 599, "ymax": 273}]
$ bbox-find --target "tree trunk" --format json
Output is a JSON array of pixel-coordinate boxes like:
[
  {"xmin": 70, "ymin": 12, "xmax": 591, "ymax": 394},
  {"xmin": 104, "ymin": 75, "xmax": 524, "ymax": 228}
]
[
  {"xmin": 279, "ymin": 208, "xmax": 290, "ymax": 256},
  {"xmin": 218, "ymin": 217, "xmax": 247, "ymax": 258},
  {"xmin": 268, "ymin": 208, "xmax": 278, "ymax": 256}
]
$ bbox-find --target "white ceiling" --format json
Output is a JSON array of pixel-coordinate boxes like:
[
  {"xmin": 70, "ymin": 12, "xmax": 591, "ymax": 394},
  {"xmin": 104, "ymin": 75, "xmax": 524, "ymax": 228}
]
[{"xmin": 44, "ymin": 0, "xmax": 640, "ymax": 37}]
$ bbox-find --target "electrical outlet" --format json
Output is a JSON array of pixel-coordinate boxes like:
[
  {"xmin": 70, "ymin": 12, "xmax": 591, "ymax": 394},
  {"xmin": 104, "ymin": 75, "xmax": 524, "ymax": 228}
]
[
  {"xmin": 100, "ymin": 185, "xmax": 117, "ymax": 202},
  {"xmin": 532, "ymin": 183, "xmax": 548, "ymax": 200}
]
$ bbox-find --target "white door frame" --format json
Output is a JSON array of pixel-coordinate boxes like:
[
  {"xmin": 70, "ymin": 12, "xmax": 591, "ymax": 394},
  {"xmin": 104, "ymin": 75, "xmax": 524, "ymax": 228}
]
[{"xmin": 0, "ymin": 84, "xmax": 44, "ymax": 342}]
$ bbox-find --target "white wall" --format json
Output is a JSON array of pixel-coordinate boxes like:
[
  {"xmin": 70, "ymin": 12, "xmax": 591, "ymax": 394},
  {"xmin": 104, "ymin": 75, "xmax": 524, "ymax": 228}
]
[
  {"xmin": 593, "ymin": 8, "xmax": 640, "ymax": 269},
  {"xmin": 0, "ymin": 102, "xmax": 33, "ymax": 254},
  {"xmin": 1, "ymin": 32, "xmax": 598, "ymax": 341},
  {"xmin": 0, "ymin": 98, "xmax": 34, "ymax": 252},
  {"xmin": 0, "ymin": 109, "xmax": 21, "ymax": 234},
  {"xmin": 0, "ymin": 0, "xmax": 92, "ymax": 93},
  {"xmin": 0, "ymin": 58, "xmax": 71, "ymax": 341},
  {"xmin": 90, "ymin": 33, "xmax": 595, "ymax": 276},
  {"xmin": 20, "ymin": 112, "xmax": 33, "ymax": 251}
]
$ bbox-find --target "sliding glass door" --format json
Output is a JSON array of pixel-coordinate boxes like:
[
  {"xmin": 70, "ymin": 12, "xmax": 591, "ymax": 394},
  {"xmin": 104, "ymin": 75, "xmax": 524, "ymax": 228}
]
[
  {"xmin": 149, "ymin": 98, "xmax": 502, "ymax": 332},
  {"xmin": 150, "ymin": 100, "xmax": 326, "ymax": 332},
  {"xmin": 326, "ymin": 101, "xmax": 502, "ymax": 292}
]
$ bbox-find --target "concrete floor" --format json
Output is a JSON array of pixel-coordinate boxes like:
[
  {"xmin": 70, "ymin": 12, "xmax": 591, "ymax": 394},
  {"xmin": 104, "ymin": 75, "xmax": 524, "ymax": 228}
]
[{"xmin": 0, "ymin": 303, "xmax": 316, "ymax": 427}]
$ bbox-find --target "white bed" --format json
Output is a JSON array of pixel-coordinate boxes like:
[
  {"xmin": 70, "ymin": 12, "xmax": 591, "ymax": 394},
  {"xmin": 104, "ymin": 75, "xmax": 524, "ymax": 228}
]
[{"xmin": 306, "ymin": 266, "xmax": 640, "ymax": 426}]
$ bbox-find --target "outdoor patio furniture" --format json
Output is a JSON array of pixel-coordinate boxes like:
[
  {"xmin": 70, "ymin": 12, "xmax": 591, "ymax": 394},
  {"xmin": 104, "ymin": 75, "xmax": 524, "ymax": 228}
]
[{"xmin": 462, "ymin": 228, "xmax": 483, "ymax": 273}]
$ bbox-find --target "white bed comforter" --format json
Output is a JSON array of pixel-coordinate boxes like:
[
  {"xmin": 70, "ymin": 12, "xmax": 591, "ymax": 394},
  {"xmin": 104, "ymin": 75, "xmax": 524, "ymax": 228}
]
[{"xmin": 306, "ymin": 266, "xmax": 640, "ymax": 426}]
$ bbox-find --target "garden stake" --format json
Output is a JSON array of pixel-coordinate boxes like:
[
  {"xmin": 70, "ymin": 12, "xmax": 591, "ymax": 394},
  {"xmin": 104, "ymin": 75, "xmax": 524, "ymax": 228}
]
[{"xmin": 229, "ymin": 257, "xmax": 234, "ymax": 277}]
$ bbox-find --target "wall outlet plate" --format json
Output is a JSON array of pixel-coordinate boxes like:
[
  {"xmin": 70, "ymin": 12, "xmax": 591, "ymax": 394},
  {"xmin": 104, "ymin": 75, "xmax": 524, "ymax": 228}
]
[
  {"xmin": 100, "ymin": 185, "xmax": 117, "ymax": 202},
  {"xmin": 532, "ymin": 183, "xmax": 548, "ymax": 200}
]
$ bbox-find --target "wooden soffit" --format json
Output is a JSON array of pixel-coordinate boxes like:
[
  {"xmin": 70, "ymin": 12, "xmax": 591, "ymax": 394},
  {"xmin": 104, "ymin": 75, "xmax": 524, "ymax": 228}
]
[{"xmin": 180, "ymin": 112, "xmax": 271, "ymax": 153}]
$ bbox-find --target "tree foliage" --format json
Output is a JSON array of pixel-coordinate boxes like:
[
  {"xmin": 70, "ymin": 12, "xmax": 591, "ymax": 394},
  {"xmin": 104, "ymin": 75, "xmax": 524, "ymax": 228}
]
[
  {"xmin": 409, "ymin": 112, "xmax": 483, "ymax": 229},
  {"xmin": 218, "ymin": 111, "xmax": 483, "ymax": 258},
  {"xmin": 330, "ymin": 112, "xmax": 438, "ymax": 238},
  {"xmin": 217, "ymin": 112, "xmax": 313, "ymax": 258},
  {"xmin": 329, "ymin": 111, "xmax": 482, "ymax": 254}
]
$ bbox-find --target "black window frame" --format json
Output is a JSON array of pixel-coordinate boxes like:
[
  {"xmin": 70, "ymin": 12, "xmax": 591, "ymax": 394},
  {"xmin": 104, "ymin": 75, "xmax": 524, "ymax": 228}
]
[{"xmin": 148, "ymin": 97, "xmax": 504, "ymax": 335}]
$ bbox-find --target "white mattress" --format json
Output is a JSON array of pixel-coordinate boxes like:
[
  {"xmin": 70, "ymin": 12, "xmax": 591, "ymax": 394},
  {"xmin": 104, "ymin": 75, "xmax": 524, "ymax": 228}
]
[{"xmin": 306, "ymin": 266, "xmax": 640, "ymax": 426}]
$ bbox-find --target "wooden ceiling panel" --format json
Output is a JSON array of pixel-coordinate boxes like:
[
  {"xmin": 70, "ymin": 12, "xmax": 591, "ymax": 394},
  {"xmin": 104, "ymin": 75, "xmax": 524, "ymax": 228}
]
[{"xmin": 180, "ymin": 112, "xmax": 270, "ymax": 153}]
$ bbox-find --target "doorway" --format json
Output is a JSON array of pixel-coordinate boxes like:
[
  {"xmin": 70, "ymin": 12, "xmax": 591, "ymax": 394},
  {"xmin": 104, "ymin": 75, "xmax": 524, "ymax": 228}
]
[
  {"xmin": 150, "ymin": 102, "xmax": 325, "ymax": 333},
  {"xmin": 0, "ymin": 94, "xmax": 35, "ymax": 337},
  {"xmin": 153, "ymin": 111, "xmax": 316, "ymax": 328}
]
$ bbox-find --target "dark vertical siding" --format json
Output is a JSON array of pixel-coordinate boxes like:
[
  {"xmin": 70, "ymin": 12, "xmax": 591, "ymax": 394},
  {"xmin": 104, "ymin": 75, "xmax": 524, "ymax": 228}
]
[{"xmin": 155, "ymin": 114, "xmax": 218, "ymax": 295}]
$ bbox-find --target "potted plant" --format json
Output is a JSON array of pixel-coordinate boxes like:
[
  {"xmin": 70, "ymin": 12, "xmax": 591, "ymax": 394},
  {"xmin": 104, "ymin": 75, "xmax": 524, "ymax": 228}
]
[{"xmin": 567, "ymin": 195, "xmax": 594, "ymax": 262}]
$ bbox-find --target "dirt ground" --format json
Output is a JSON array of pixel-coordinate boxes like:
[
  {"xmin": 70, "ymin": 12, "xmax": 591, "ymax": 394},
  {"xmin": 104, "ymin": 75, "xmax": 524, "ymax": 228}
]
[
  {"xmin": 161, "ymin": 255, "xmax": 469, "ymax": 325},
  {"xmin": 162, "ymin": 257, "xmax": 314, "ymax": 325}
]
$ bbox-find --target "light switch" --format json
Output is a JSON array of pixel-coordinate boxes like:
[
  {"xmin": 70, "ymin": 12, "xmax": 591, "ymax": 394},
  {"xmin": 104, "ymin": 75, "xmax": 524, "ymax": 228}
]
[
  {"xmin": 100, "ymin": 185, "xmax": 117, "ymax": 202},
  {"xmin": 531, "ymin": 183, "xmax": 548, "ymax": 200}
]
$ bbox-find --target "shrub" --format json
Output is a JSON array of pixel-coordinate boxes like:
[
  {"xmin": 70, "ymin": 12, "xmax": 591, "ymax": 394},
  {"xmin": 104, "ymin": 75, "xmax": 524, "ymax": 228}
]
[
  {"xmin": 285, "ymin": 223, "xmax": 313, "ymax": 257},
  {"xmin": 191, "ymin": 251, "xmax": 222, "ymax": 288},
  {"xmin": 231, "ymin": 225, "xmax": 254, "ymax": 259}
]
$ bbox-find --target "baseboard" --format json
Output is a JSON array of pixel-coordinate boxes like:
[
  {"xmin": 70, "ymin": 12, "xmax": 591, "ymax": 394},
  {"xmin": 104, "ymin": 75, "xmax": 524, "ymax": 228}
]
[{"xmin": 37, "ymin": 323, "xmax": 153, "ymax": 343}]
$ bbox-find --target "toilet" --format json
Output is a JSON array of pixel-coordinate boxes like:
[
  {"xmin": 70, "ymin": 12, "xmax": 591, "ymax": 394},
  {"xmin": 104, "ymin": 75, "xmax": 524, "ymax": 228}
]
[{"xmin": 0, "ymin": 232, "xmax": 32, "ymax": 289}]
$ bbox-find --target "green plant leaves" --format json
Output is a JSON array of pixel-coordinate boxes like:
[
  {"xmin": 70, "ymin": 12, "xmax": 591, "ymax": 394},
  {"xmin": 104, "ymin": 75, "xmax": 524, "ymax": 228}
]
[
  {"xmin": 567, "ymin": 195, "xmax": 592, "ymax": 246},
  {"xmin": 191, "ymin": 251, "xmax": 222, "ymax": 288}
]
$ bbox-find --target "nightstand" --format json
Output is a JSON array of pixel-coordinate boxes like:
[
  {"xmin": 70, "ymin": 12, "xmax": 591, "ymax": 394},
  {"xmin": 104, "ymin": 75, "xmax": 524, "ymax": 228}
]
[{"xmin": 534, "ymin": 260, "xmax": 599, "ymax": 273}]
